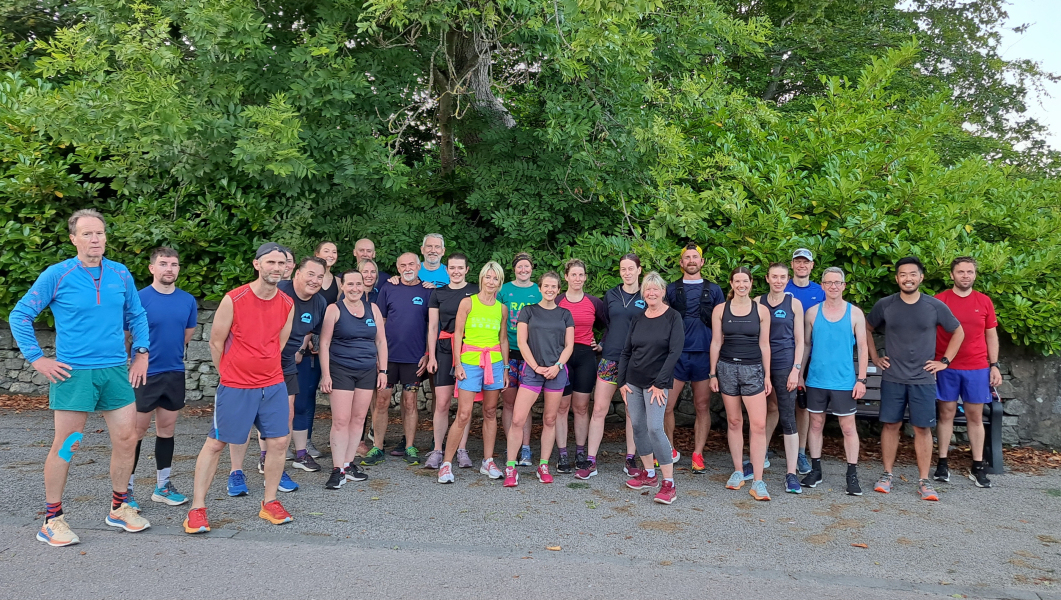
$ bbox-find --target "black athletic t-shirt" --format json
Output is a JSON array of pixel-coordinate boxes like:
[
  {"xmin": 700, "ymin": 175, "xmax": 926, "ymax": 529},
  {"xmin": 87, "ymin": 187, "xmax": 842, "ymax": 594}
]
[
  {"xmin": 277, "ymin": 280, "xmax": 328, "ymax": 375},
  {"xmin": 616, "ymin": 308, "xmax": 685, "ymax": 390},
  {"xmin": 517, "ymin": 304, "xmax": 574, "ymax": 367},
  {"xmin": 600, "ymin": 285, "xmax": 647, "ymax": 362},
  {"xmin": 428, "ymin": 284, "xmax": 480, "ymax": 333}
]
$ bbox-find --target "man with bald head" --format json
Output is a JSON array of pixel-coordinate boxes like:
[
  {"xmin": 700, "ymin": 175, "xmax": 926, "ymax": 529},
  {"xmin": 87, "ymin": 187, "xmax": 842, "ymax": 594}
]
[
  {"xmin": 360, "ymin": 252, "xmax": 431, "ymax": 466},
  {"xmin": 354, "ymin": 238, "xmax": 389, "ymax": 281}
]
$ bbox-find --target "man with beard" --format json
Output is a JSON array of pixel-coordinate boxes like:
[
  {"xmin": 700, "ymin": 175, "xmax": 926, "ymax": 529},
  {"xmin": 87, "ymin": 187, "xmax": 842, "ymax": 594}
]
[
  {"xmin": 127, "ymin": 247, "xmax": 199, "ymax": 508},
  {"xmin": 664, "ymin": 243, "xmax": 725, "ymax": 473}
]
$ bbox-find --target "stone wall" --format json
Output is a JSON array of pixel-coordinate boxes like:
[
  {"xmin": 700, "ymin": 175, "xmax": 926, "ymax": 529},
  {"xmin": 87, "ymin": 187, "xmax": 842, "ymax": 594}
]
[{"xmin": 1, "ymin": 308, "xmax": 1058, "ymax": 448}]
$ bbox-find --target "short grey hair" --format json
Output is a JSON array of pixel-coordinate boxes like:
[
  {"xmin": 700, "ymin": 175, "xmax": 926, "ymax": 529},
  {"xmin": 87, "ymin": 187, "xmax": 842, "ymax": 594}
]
[
  {"xmin": 68, "ymin": 209, "xmax": 106, "ymax": 235},
  {"xmin": 641, "ymin": 271, "xmax": 667, "ymax": 293},
  {"xmin": 822, "ymin": 266, "xmax": 845, "ymax": 282},
  {"xmin": 422, "ymin": 233, "xmax": 444, "ymax": 247}
]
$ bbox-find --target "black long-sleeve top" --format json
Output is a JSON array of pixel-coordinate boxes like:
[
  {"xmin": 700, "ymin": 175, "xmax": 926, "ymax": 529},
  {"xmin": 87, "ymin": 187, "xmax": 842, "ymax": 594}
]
[{"xmin": 616, "ymin": 307, "xmax": 685, "ymax": 390}]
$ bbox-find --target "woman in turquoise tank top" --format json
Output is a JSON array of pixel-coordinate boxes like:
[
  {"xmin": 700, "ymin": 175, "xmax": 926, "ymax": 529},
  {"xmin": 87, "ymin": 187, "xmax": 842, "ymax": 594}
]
[{"xmin": 437, "ymin": 261, "xmax": 509, "ymax": 484}]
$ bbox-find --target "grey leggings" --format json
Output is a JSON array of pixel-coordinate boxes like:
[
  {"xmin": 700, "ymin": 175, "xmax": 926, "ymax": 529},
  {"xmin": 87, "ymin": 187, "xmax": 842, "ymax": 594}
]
[
  {"xmin": 771, "ymin": 369, "xmax": 797, "ymax": 436},
  {"xmin": 626, "ymin": 384, "xmax": 674, "ymax": 467}
]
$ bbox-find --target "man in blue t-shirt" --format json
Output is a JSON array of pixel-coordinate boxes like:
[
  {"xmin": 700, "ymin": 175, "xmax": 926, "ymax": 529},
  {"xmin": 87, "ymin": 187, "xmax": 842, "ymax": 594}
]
[
  {"xmin": 783, "ymin": 247, "xmax": 824, "ymax": 475},
  {"xmin": 417, "ymin": 233, "xmax": 450, "ymax": 287},
  {"xmin": 664, "ymin": 243, "xmax": 725, "ymax": 472},
  {"xmin": 127, "ymin": 247, "xmax": 199, "ymax": 508},
  {"xmin": 362, "ymin": 252, "xmax": 431, "ymax": 466}
]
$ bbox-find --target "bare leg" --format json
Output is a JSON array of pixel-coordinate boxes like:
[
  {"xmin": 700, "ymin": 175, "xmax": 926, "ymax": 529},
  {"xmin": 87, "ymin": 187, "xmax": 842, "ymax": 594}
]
[
  {"xmin": 555, "ymin": 394, "xmax": 571, "ymax": 452},
  {"xmin": 371, "ymin": 388, "xmax": 391, "ymax": 449},
  {"xmin": 838, "ymin": 415, "xmax": 859, "ymax": 464},
  {"xmin": 400, "ymin": 388, "xmax": 418, "ymax": 449},
  {"xmin": 935, "ymin": 401, "xmax": 957, "ymax": 459},
  {"xmin": 743, "ymin": 393, "xmax": 768, "ymax": 481},
  {"xmin": 722, "ymin": 393, "xmax": 744, "ymax": 472},
  {"xmin": 540, "ymin": 391, "xmax": 563, "ymax": 463},
  {"xmin": 344, "ymin": 390, "xmax": 374, "ymax": 466},
  {"xmin": 263, "ymin": 435, "xmax": 290, "ymax": 503},
  {"xmin": 228, "ymin": 436, "xmax": 250, "ymax": 474},
  {"xmin": 880, "ymin": 422, "xmax": 902, "ymax": 473},
  {"xmin": 102, "ymin": 404, "xmax": 138, "ymax": 503},
  {"xmin": 329, "ymin": 390, "xmax": 355, "ymax": 470},
  {"xmin": 965, "ymin": 403, "xmax": 985, "ymax": 462},
  {"xmin": 432, "ymin": 385, "xmax": 455, "ymax": 452},
  {"xmin": 691, "ymin": 379, "xmax": 711, "ymax": 456},
  {"xmin": 44, "ymin": 411, "xmax": 90, "ymax": 504},
  {"xmin": 587, "ymin": 379, "xmax": 615, "ymax": 457},
  {"xmin": 765, "ymin": 391, "xmax": 779, "ymax": 443},
  {"xmin": 625, "ymin": 414, "xmax": 636, "ymax": 455},
  {"xmin": 190, "ymin": 437, "xmax": 227, "ymax": 509},
  {"xmin": 913, "ymin": 426, "xmax": 933, "ymax": 480},
  {"xmin": 481, "ymin": 391, "xmax": 500, "ymax": 460},
  {"xmin": 807, "ymin": 412, "xmax": 826, "ymax": 458},
  {"xmin": 572, "ymin": 391, "xmax": 591, "ymax": 447},
  {"xmin": 506, "ymin": 388, "xmax": 540, "ymax": 463},
  {"xmin": 443, "ymin": 390, "xmax": 475, "ymax": 464}
]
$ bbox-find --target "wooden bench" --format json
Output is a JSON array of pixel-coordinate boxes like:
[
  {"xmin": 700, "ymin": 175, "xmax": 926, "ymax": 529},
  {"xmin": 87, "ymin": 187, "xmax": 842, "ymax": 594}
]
[{"xmin": 853, "ymin": 365, "xmax": 1005, "ymax": 474}]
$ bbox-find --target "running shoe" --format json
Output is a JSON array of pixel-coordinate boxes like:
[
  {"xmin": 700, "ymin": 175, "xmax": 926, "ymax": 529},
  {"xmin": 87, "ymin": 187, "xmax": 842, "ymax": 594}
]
[
  {"xmin": 725, "ymin": 471, "xmax": 745, "ymax": 490},
  {"xmin": 258, "ymin": 455, "xmax": 266, "ymax": 474},
  {"xmin": 624, "ymin": 457, "xmax": 642, "ymax": 478},
  {"xmin": 390, "ymin": 437, "xmax": 407, "ymax": 457},
  {"xmin": 556, "ymin": 454, "xmax": 572, "ymax": 474},
  {"xmin": 151, "ymin": 481, "xmax": 189, "ymax": 506},
  {"xmin": 286, "ymin": 447, "xmax": 295, "ymax": 460},
  {"xmin": 503, "ymin": 466, "xmax": 519, "ymax": 487},
  {"xmin": 106, "ymin": 503, "xmax": 151, "ymax": 532},
  {"xmin": 125, "ymin": 489, "xmax": 141, "ymax": 512},
  {"xmin": 306, "ymin": 440, "xmax": 324, "ymax": 459},
  {"xmin": 345, "ymin": 464, "xmax": 368, "ymax": 482},
  {"xmin": 292, "ymin": 454, "xmax": 322, "ymax": 472},
  {"xmin": 480, "ymin": 458, "xmax": 503, "ymax": 479},
  {"xmin": 456, "ymin": 449, "xmax": 474, "ymax": 469},
  {"xmin": 933, "ymin": 462, "xmax": 950, "ymax": 483},
  {"xmin": 438, "ymin": 463, "xmax": 455, "ymax": 484},
  {"xmin": 626, "ymin": 470, "xmax": 659, "ymax": 490},
  {"xmin": 403, "ymin": 447, "xmax": 420, "ymax": 465},
  {"xmin": 691, "ymin": 453, "xmax": 706, "ymax": 475},
  {"xmin": 423, "ymin": 449, "xmax": 444, "ymax": 470},
  {"xmin": 575, "ymin": 450, "xmax": 588, "ymax": 471},
  {"xmin": 277, "ymin": 471, "xmax": 299, "ymax": 492},
  {"xmin": 325, "ymin": 468, "xmax": 345, "ymax": 490},
  {"xmin": 574, "ymin": 461, "xmax": 598, "ymax": 480},
  {"xmin": 360, "ymin": 447, "xmax": 385, "ymax": 466},
  {"xmin": 874, "ymin": 472, "xmax": 893, "ymax": 494},
  {"xmin": 37, "ymin": 515, "xmax": 79, "ymax": 546},
  {"xmin": 183, "ymin": 507, "xmax": 210, "ymax": 534},
  {"xmin": 968, "ymin": 467, "xmax": 992, "ymax": 488},
  {"xmin": 918, "ymin": 479, "xmax": 939, "ymax": 501},
  {"xmin": 654, "ymin": 480, "xmax": 677, "ymax": 505},
  {"xmin": 517, "ymin": 446, "xmax": 533, "ymax": 467},
  {"xmin": 785, "ymin": 473, "xmax": 802, "ymax": 494},
  {"xmin": 847, "ymin": 472, "xmax": 863, "ymax": 496},
  {"xmin": 536, "ymin": 464, "xmax": 553, "ymax": 484},
  {"xmin": 801, "ymin": 468, "xmax": 823, "ymax": 488},
  {"xmin": 259, "ymin": 500, "xmax": 293, "ymax": 524},
  {"xmin": 750, "ymin": 480, "xmax": 771, "ymax": 501},
  {"xmin": 671, "ymin": 449, "xmax": 681, "ymax": 463},
  {"xmin": 796, "ymin": 452, "xmax": 812, "ymax": 475},
  {"xmin": 741, "ymin": 461, "xmax": 755, "ymax": 481},
  {"xmin": 227, "ymin": 470, "xmax": 249, "ymax": 497}
]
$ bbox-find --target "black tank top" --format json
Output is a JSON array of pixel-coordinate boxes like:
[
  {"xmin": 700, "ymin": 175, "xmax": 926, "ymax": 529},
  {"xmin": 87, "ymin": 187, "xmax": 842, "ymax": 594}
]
[
  {"xmin": 331, "ymin": 300, "xmax": 378, "ymax": 371},
  {"xmin": 763, "ymin": 294, "xmax": 795, "ymax": 369},
  {"xmin": 719, "ymin": 300, "xmax": 762, "ymax": 364}
]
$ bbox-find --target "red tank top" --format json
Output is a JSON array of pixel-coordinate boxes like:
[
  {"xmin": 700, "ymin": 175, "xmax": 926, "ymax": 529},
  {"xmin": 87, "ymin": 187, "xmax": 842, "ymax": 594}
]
[
  {"xmin": 558, "ymin": 293, "xmax": 599, "ymax": 346},
  {"xmin": 219, "ymin": 283, "xmax": 293, "ymax": 388}
]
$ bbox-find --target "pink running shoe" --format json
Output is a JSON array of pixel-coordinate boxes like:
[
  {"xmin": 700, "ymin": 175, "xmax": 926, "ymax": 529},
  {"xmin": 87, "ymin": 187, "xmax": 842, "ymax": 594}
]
[
  {"xmin": 654, "ymin": 480, "xmax": 677, "ymax": 505},
  {"xmin": 625, "ymin": 470, "xmax": 659, "ymax": 490},
  {"xmin": 536, "ymin": 464, "xmax": 553, "ymax": 484},
  {"xmin": 503, "ymin": 466, "xmax": 519, "ymax": 487}
]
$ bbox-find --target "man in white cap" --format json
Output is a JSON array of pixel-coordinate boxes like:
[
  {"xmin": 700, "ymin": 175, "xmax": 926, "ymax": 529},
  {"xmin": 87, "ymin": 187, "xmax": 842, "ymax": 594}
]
[{"xmin": 784, "ymin": 248, "xmax": 824, "ymax": 477}]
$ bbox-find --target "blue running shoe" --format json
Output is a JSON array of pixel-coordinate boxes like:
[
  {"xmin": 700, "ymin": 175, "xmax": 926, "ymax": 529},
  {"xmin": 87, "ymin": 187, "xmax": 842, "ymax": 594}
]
[
  {"xmin": 742, "ymin": 461, "xmax": 755, "ymax": 481},
  {"xmin": 517, "ymin": 446, "xmax": 533, "ymax": 467},
  {"xmin": 227, "ymin": 470, "xmax": 249, "ymax": 497},
  {"xmin": 126, "ymin": 489, "xmax": 141, "ymax": 512},
  {"xmin": 277, "ymin": 471, "xmax": 299, "ymax": 493},
  {"xmin": 786, "ymin": 473, "xmax": 803, "ymax": 494},
  {"xmin": 797, "ymin": 452, "xmax": 812, "ymax": 475},
  {"xmin": 151, "ymin": 481, "xmax": 189, "ymax": 506}
]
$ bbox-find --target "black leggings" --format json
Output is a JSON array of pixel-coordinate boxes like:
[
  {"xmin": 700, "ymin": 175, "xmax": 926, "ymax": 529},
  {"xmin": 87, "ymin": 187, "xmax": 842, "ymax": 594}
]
[
  {"xmin": 771, "ymin": 369, "xmax": 797, "ymax": 435},
  {"xmin": 563, "ymin": 344, "xmax": 597, "ymax": 395}
]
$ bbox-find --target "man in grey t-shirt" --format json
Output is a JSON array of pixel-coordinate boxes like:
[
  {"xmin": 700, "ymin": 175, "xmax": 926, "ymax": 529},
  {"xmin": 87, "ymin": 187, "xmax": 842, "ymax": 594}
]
[{"xmin": 866, "ymin": 257, "xmax": 964, "ymax": 502}]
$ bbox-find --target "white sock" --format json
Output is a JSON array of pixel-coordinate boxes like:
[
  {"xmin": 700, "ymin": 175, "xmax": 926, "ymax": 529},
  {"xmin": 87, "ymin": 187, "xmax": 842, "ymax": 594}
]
[
  {"xmin": 646, "ymin": 468, "xmax": 656, "ymax": 478},
  {"xmin": 157, "ymin": 468, "xmax": 171, "ymax": 488},
  {"xmin": 128, "ymin": 474, "xmax": 135, "ymax": 489}
]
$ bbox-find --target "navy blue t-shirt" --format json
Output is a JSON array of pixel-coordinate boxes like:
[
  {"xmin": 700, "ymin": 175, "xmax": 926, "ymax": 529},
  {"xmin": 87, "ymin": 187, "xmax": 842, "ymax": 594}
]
[
  {"xmin": 665, "ymin": 280, "xmax": 724, "ymax": 353},
  {"xmin": 376, "ymin": 281, "xmax": 430, "ymax": 363},
  {"xmin": 138, "ymin": 286, "xmax": 198, "ymax": 376},
  {"xmin": 278, "ymin": 280, "xmax": 329, "ymax": 375}
]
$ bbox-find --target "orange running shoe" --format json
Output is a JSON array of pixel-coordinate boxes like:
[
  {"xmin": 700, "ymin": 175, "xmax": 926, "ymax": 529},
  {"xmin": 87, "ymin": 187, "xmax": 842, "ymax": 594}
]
[
  {"xmin": 691, "ymin": 453, "xmax": 706, "ymax": 474},
  {"xmin": 184, "ymin": 507, "xmax": 211, "ymax": 534},
  {"xmin": 259, "ymin": 500, "xmax": 293, "ymax": 525}
]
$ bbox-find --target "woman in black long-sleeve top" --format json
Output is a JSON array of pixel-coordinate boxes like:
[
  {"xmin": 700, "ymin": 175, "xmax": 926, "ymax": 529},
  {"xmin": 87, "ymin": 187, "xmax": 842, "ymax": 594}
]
[{"xmin": 617, "ymin": 272, "xmax": 685, "ymax": 505}]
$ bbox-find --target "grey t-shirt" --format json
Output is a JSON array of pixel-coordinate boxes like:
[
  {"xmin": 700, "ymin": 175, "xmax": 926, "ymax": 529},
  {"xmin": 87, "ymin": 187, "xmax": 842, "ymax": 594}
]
[
  {"xmin": 867, "ymin": 293, "xmax": 960, "ymax": 385},
  {"xmin": 516, "ymin": 304, "xmax": 575, "ymax": 366}
]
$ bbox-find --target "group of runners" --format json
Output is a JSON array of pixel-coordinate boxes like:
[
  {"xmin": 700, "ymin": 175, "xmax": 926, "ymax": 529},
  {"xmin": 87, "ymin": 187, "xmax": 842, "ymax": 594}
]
[{"xmin": 13, "ymin": 211, "xmax": 1001, "ymax": 546}]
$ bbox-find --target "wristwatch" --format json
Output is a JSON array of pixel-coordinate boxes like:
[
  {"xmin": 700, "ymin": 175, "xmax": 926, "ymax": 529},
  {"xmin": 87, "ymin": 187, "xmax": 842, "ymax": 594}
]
[
  {"xmin": 707, "ymin": 373, "xmax": 716, "ymax": 379},
  {"xmin": 379, "ymin": 369, "xmax": 389, "ymax": 375},
  {"xmin": 134, "ymin": 347, "xmax": 148, "ymax": 355},
  {"xmin": 990, "ymin": 362, "xmax": 1000, "ymax": 368},
  {"xmin": 857, "ymin": 378, "xmax": 867, "ymax": 384},
  {"xmin": 940, "ymin": 357, "xmax": 951, "ymax": 365},
  {"xmin": 793, "ymin": 363, "xmax": 802, "ymax": 371}
]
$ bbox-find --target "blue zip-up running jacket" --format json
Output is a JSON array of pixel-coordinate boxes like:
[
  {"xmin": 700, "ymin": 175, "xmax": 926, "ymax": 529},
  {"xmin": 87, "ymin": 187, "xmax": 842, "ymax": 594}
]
[{"xmin": 9, "ymin": 257, "xmax": 149, "ymax": 370}]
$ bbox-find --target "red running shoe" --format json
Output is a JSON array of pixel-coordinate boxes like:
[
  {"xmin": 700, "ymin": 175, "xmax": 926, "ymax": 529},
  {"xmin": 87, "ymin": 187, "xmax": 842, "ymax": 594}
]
[
  {"xmin": 259, "ymin": 500, "xmax": 293, "ymax": 525},
  {"xmin": 625, "ymin": 470, "xmax": 659, "ymax": 490},
  {"xmin": 654, "ymin": 480, "xmax": 677, "ymax": 505},
  {"xmin": 183, "ymin": 507, "xmax": 210, "ymax": 534}
]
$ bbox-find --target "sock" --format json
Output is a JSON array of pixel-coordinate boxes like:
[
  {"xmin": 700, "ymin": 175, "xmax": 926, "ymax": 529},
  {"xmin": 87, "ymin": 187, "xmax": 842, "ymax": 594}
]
[
  {"xmin": 645, "ymin": 468, "xmax": 656, "ymax": 478},
  {"xmin": 132, "ymin": 439, "xmax": 142, "ymax": 478},
  {"xmin": 558, "ymin": 447, "xmax": 568, "ymax": 458},
  {"xmin": 112, "ymin": 489, "xmax": 129, "ymax": 510},
  {"xmin": 155, "ymin": 436, "xmax": 174, "ymax": 488},
  {"xmin": 521, "ymin": 444, "xmax": 531, "ymax": 453},
  {"xmin": 972, "ymin": 460, "xmax": 983, "ymax": 470},
  {"xmin": 260, "ymin": 451, "xmax": 267, "ymax": 460},
  {"xmin": 587, "ymin": 455, "xmax": 596, "ymax": 464},
  {"xmin": 576, "ymin": 444, "xmax": 585, "ymax": 456},
  {"xmin": 540, "ymin": 459, "xmax": 548, "ymax": 465},
  {"xmin": 344, "ymin": 462, "xmax": 351, "ymax": 469},
  {"xmin": 847, "ymin": 463, "xmax": 857, "ymax": 475},
  {"xmin": 664, "ymin": 478, "xmax": 674, "ymax": 484},
  {"xmin": 45, "ymin": 501, "xmax": 63, "ymax": 520},
  {"xmin": 296, "ymin": 449, "xmax": 307, "ymax": 460},
  {"xmin": 507, "ymin": 460, "xmax": 517, "ymax": 467},
  {"xmin": 812, "ymin": 458, "xmax": 822, "ymax": 471},
  {"xmin": 128, "ymin": 474, "xmax": 136, "ymax": 489},
  {"xmin": 626, "ymin": 453, "xmax": 635, "ymax": 461},
  {"xmin": 938, "ymin": 457, "xmax": 949, "ymax": 469}
]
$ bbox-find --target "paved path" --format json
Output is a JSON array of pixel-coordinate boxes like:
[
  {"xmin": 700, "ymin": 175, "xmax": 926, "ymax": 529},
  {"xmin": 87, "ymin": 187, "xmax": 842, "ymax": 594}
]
[{"xmin": 1, "ymin": 410, "xmax": 1059, "ymax": 599}]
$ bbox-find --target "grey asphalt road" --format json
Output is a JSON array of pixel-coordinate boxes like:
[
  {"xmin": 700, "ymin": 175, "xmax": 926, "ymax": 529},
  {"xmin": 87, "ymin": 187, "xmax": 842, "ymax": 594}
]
[{"xmin": 1, "ymin": 410, "xmax": 1059, "ymax": 599}]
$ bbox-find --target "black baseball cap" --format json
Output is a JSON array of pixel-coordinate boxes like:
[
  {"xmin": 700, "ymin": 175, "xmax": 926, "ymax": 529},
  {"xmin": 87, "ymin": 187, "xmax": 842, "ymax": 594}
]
[{"xmin": 255, "ymin": 242, "xmax": 285, "ymax": 259}]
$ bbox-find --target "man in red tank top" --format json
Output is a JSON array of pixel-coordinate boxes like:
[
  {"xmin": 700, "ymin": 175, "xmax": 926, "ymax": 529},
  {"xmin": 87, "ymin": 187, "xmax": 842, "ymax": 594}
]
[{"xmin": 183, "ymin": 243, "xmax": 296, "ymax": 534}]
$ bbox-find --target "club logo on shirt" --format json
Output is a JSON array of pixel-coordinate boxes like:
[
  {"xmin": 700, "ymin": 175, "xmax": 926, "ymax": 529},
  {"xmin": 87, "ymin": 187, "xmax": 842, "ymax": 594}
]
[
  {"xmin": 366, "ymin": 319, "xmax": 376, "ymax": 327},
  {"xmin": 300, "ymin": 312, "xmax": 313, "ymax": 324},
  {"xmin": 774, "ymin": 309, "xmax": 787, "ymax": 319},
  {"xmin": 412, "ymin": 297, "xmax": 424, "ymax": 306},
  {"xmin": 634, "ymin": 300, "xmax": 647, "ymax": 309}
]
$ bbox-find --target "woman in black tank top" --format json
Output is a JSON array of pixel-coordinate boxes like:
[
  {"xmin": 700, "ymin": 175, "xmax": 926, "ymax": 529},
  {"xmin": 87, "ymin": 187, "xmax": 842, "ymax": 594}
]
[{"xmin": 709, "ymin": 267, "xmax": 775, "ymax": 501}]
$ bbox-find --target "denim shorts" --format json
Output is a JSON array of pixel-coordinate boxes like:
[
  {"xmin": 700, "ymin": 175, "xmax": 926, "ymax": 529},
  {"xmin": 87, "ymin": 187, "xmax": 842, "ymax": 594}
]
[
  {"xmin": 716, "ymin": 360, "xmax": 765, "ymax": 397},
  {"xmin": 457, "ymin": 361, "xmax": 506, "ymax": 393}
]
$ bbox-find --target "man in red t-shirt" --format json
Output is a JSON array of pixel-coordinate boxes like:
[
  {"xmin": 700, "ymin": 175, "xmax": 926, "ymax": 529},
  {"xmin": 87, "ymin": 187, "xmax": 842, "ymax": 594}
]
[
  {"xmin": 933, "ymin": 256, "xmax": 1001, "ymax": 488},
  {"xmin": 183, "ymin": 243, "xmax": 295, "ymax": 534}
]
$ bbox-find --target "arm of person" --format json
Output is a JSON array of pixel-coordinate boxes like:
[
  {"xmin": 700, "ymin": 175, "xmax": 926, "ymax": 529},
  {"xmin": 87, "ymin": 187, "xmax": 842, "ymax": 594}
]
[
  {"xmin": 986, "ymin": 327, "xmax": 1002, "ymax": 386},
  {"xmin": 851, "ymin": 307, "xmax": 869, "ymax": 400},
  {"xmin": 318, "ymin": 305, "xmax": 339, "ymax": 393},
  {"xmin": 124, "ymin": 272, "xmax": 150, "ymax": 387},
  {"xmin": 653, "ymin": 312, "xmax": 686, "ymax": 391},
  {"xmin": 615, "ymin": 320, "xmax": 635, "ymax": 393},
  {"xmin": 801, "ymin": 304, "xmax": 816, "ymax": 388},
  {"xmin": 708, "ymin": 304, "xmax": 724, "ymax": 392},
  {"xmin": 426, "ymin": 307, "xmax": 440, "ymax": 373},
  {"xmin": 374, "ymin": 304, "xmax": 389, "ymax": 389},
  {"xmin": 9, "ymin": 267, "xmax": 71, "ymax": 381},
  {"xmin": 927, "ymin": 324, "xmax": 964, "ymax": 373},
  {"xmin": 209, "ymin": 295, "xmax": 234, "ymax": 373},
  {"xmin": 866, "ymin": 300, "xmax": 889, "ymax": 369},
  {"xmin": 790, "ymin": 299, "xmax": 805, "ymax": 392},
  {"xmin": 184, "ymin": 298, "xmax": 198, "ymax": 347},
  {"xmin": 758, "ymin": 302, "xmax": 772, "ymax": 396},
  {"xmin": 500, "ymin": 305, "xmax": 510, "ymax": 365},
  {"xmin": 451, "ymin": 297, "xmax": 472, "ymax": 380},
  {"xmin": 590, "ymin": 294, "xmax": 608, "ymax": 350},
  {"xmin": 278, "ymin": 305, "xmax": 295, "ymax": 351}
]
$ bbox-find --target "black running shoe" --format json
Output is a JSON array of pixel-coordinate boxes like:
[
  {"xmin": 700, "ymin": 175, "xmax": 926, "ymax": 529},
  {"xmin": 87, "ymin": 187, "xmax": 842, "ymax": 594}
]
[
  {"xmin": 968, "ymin": 467, "xmax": 992, "ymax": 488},
  {"xmin": 933, "ymin": 463, "xmax": 950, "ymax": 483},
  {"xmin": 575, "ymin": 450, "xmax": 588, "ymax": 471},
  {"xmin": 345, "ymin": 464, "xmax": 369, "ymax": 482},
  {"xmin": 801, "ymin": 469, "xmax": 823, "ymax": 488},
  {"xmin": 556, "ymin": 454, "xmax": 572, "ymax": 474},
  {"xmin": 389, "ymin": 436, "xmax": 407, "ymax": 457},
  {"xmin": 325, "ymin": 468, "xmax": 345, "ymax": 490},
  {"xmin": 846, "ymin": 472, "xmax": 863, "ymax": 496}
]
